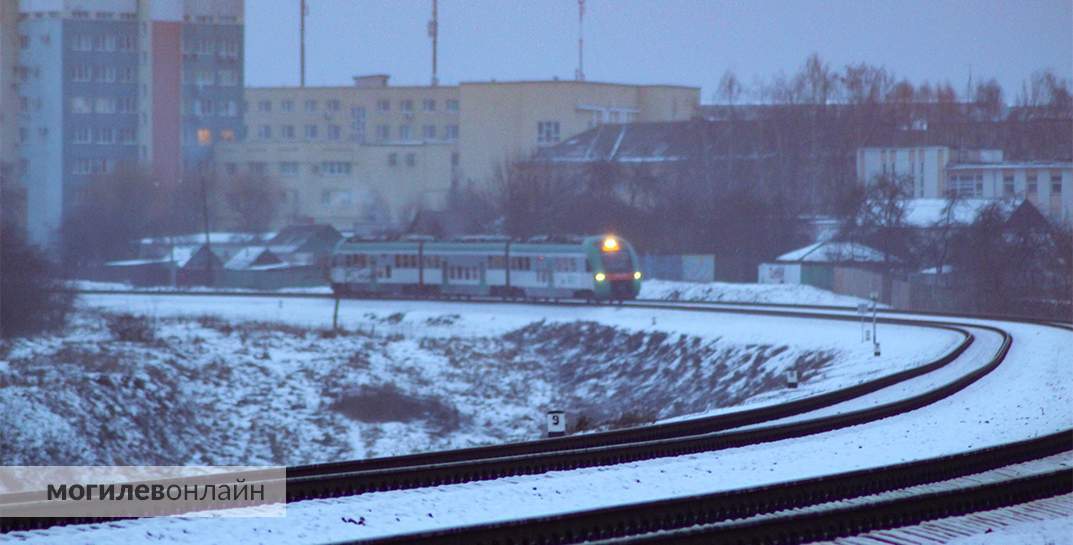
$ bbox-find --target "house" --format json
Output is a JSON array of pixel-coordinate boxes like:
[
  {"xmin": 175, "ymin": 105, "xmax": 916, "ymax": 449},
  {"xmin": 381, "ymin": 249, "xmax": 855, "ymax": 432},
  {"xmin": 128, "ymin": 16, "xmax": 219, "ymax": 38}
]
[
  {"xmin": 99, "ymin": 244, "xmax": 224, "ymax": 287},
  {"xmin": 265, "ymin": 225, "xmax": 342, "ymax": 268}
]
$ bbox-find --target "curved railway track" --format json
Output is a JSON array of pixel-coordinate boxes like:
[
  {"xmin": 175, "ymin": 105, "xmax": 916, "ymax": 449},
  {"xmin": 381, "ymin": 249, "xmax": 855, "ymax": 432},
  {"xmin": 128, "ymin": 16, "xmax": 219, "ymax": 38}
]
[{"xmin": 3, "ymin": 289, "xmax": 1069, "ymax": 542}]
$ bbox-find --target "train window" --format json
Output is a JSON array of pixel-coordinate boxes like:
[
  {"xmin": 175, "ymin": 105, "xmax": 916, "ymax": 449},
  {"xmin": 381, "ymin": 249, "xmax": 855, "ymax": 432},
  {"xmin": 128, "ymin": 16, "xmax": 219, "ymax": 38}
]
[
  {"xmin": 394, "ymin": 255, "xmax": 402, "ymax": 267},
  {"xmin": 489, "ymin": 255, "xmax": 505, "ymax": 269}
]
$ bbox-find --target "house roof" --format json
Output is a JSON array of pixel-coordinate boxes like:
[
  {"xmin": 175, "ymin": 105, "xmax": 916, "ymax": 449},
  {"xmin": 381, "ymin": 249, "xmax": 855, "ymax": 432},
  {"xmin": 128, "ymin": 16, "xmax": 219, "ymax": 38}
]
[
  {"xmin": 266, "ymin": 225, "xmax": 342, "ymax": 254},
  {"xmin": 776, "ymin": 241, "xmax": 887, "ymax": 264},
  {"xmin": 224, "ymin": 247, "xmax": 284, "ymax": 270},
  {"xmin": 901, "ymin": 198, "xmax": 1022, "ymax": 228}
]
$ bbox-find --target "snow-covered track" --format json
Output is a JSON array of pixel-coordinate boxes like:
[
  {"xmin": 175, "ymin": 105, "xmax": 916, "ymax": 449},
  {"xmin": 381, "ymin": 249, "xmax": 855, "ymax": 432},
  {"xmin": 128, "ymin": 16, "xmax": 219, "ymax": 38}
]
[
  {"xmin": 331, "ymin": 431, "xmax": 1072, "ymax": 545},
  {"xmin": 9, "ymin": 289, "xmax": 1053, "ymax": 538},
  {"xmin": 276, "ymin": 319, "xmax": 1004, "ymax": 501}
]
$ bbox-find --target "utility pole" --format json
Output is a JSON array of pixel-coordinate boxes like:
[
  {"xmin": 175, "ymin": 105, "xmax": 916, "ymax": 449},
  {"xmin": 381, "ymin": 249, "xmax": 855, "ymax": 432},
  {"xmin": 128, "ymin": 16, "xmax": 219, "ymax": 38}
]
[
  {"xmin": 575, "ymin": 0, "xmax": 585, "ymax": 81},
  {"xmin": 199, "ymin": 162, "xmax": 214, "ymax": 286},
  {"xmin": 428, "ymin": 0, "xmax": 439, "ymax": 86},
  {"xmin": 299, "ymin": 0, "xmax": 307, "ymax": 87}
]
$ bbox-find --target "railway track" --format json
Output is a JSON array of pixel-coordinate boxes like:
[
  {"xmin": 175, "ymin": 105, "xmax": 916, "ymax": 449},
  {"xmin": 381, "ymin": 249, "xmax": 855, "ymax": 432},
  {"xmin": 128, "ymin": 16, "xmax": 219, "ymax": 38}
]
[{"xmin": 3, "ymin": 290, "xmax": 1068, "ymax": 541}]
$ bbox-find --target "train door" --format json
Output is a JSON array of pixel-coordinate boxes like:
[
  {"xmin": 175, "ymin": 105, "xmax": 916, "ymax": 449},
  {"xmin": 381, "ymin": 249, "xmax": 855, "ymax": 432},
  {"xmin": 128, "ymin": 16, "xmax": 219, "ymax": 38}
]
[{"xmin": 478, "ymin": 260, "xmax": 487, "ymax": 294}]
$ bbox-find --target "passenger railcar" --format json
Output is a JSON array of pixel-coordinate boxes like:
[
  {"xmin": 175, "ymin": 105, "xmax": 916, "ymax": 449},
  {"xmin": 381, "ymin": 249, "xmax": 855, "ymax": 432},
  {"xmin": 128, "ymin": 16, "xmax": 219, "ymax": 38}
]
[{"xmin": 329, "ymin": 235, "xmax": 642, "ymax": 301}]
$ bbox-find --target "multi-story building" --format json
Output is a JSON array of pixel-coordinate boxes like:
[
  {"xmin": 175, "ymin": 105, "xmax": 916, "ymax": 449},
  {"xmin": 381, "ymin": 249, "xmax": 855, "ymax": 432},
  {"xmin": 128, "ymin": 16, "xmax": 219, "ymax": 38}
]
[
  {"xmin": 14, "ymin": 0, "xmax": 243, "ymax": 250},
  {"xmin": 857, "ymin": 146, "xmax": 1072, "ymax": 223},
  {"xmin": 457, "ymin": 80, "xmax": 698, "ymax": 186},
  {"xmin": 218, "ymin": 76, "xmax": 699, "ymax": 232},
  {"xmin": 1, "ymin": 0, "xmax": 18, "ymax": 196}
]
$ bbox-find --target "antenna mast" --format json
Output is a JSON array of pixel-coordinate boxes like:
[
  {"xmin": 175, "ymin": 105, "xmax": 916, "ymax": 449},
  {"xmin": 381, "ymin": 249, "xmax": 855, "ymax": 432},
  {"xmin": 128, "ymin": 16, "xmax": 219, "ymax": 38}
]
[
  {"xmin": 428, "ymin": 0, "xmax": 439, "ymax": 86},
  {"xmin": 575, "ymin": 0, "xmax": 585, "ymax": 81},
  {"xmin": 300, "ymin": 0, "xmax": 307, "ymax": 86}
]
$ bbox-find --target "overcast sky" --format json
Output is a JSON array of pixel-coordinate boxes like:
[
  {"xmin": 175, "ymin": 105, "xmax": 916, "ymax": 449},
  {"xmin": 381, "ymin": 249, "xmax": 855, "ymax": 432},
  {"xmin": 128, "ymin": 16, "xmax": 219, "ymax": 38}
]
[{"xmin": 245, "ymin": 0, "xmax": 1073, "ymax": 103}]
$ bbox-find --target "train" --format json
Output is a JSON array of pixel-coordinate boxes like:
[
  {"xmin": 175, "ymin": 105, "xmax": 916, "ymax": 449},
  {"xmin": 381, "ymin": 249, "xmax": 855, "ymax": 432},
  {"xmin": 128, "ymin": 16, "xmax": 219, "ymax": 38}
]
[{"xmin": 329, "ymin": 234, "xmax": 642, "ymax": 301}]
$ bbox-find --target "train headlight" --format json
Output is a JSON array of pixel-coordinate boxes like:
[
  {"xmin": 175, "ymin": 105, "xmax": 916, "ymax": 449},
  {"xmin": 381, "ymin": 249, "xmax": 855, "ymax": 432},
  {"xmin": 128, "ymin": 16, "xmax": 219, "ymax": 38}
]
[
  {"xmin": 594, "ymin": 272, "xmax": 606, "ymax": 282},
  {"xmin": 633, "ymin": 271, "xmax": 642, "ymax": 280},
  {"xmin": 601, "ymin": 237, "xmax": 619, "ymax": 252}
]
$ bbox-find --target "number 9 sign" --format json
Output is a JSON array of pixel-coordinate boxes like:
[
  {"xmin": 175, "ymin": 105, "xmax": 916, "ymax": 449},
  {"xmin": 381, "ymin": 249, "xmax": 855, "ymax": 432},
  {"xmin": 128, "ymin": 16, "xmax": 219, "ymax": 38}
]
[{"xmin": 546, "ymin": 410, "xmax": 566, "ymax": 437}]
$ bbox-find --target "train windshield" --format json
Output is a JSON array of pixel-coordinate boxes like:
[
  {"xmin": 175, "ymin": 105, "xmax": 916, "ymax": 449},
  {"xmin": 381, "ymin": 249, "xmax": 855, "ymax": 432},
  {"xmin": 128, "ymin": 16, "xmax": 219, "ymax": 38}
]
[{"xmin": 601, "ymin": 251, "xmax": 633, "ymax": 273}]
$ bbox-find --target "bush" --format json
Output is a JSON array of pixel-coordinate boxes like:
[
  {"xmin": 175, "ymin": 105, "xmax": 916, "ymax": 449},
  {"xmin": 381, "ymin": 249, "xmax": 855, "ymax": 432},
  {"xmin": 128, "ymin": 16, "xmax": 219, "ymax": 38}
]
[
  {"xmin": 105, "ymin": 313, "xmax": 156, "ymax": 343},
  {"xmin": 1, "ymin": 224, "xmax": 75, "ymax": 337}
]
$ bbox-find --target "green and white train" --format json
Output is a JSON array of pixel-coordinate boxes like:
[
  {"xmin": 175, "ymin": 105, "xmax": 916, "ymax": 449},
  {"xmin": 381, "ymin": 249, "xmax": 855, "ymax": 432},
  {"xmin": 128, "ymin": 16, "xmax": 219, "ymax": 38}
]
[{"xmin": 329, "ymin": 234, "xmax": 642, "ymax": 301}]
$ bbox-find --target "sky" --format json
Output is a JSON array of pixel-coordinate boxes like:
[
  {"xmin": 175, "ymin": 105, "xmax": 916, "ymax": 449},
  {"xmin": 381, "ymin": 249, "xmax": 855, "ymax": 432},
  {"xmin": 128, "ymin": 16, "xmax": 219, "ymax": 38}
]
[{"xmin": 245, "ymin": 0, "xmax": 1073, "ymax": 103}]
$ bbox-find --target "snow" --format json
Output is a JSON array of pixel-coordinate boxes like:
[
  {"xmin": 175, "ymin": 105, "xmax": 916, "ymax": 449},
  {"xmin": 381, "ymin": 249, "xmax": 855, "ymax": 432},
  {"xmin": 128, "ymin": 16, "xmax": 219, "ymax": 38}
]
[
  {"xmin": 945, "ymin": 511, "xmax": 1073, "ymax": 545},
  {"xmin": 775, "ymin": 241, "xmax": 887, "ymax": 263},
  {"xmin": 8, "ymin": 307, "xmax": 1067, "ymax": 544},
  {"xmin": 639, "ymin": 279, "xmax": 881, "ymax": 306},
  {"xmin": 13, "ymin": 299, "xmax": 1044, "ymax": 544}
]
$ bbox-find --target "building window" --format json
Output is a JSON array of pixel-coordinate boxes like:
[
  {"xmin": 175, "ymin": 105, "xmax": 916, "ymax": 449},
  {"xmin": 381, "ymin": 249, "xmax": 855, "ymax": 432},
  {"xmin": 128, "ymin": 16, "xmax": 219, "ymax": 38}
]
[
  {"xmin": 322, "ymin": 162, "xmax": 352, "ymax": 176},
  {"xmin": 422, "ymin": 125, "xmax": 436, "ymax": 139},
  {"xmin": 327, "ymin": 99, "xmax": 340, "ymax": 112},
  {"xmin": 327, "ymin": 124, "xmax": 341, "ymax": 140},
  {"xmin": 72, "ymin": 64, "xmax": 91, "ymax": 82},
  {"xmin": 422, "ymin": 99, "xmax": 436, "ymax": 111},
  {"xmin": 248, "ymin": 162, "xmax": 267, "ymax": 175},
  {"xmin": 118, "ymin": 34, "xmax": 135, "ymax": 51},
  {"xmin": 537, "ymin": 121, "xmax": 560, "ymax": 144},
  {"xmin": 405, "ymin": 153, "xmax": 416, "ymax": 167},
  {"xmin": 451, "ymin": 152, "xmax": 459, "ymax": 167},
  {"xmin": 376, "ymin": 124, "xmax": 390, "ymax": 139},
  {"xmin": 258, "ymin": 125, "xmax": 272, "ymax": 139},
  {"xmin": 446, "ymin": 99, "xmax": 459, "ymax": 111},
  {"xmin": 388, "ymin": 153, "xmax": 398, "ymax": 166},
  {"xmin": 1003, "ymin": 174, "xmax": 1015, "ymax": 196},
  {"xmin": 218, "ymin": 70, "xmax": 238, "ymax": 86},
  {"xmin": 220, "ymin": 129, "xmax": 235, "ymax": 142},
  {"xmin": 197, "ymin": 128, "xmax": 212, "ymax": 146},
  {"xmin": 304, "ymin": 124, "xmax": 318, "ymax": 139},
  {"xmin": 118, "ymin": 127, "xmax": 137, "ymax": 144},
  {"xmin": 95, "ymin": 97, "xmax": 117, "ymax": 114},
  {"xmin": 73, "ymin": 127, "xmax": 92, "ymax": 143},
  {"xmin": 399, "ymin": 125, "xmax": 411, "ymax": 140},
  {"xmin": 445, "ymin": 124, "xmax": 459, "ymax": 140},
  {"xmin": 400, "ymin": 99, "xmax": 413, "ymax": 112},
  {"xmin": 279, "ymin": 162, "xmax": 299, "ymax": 176},
  {"xmin": 95, "ymin": 127, "xmax": 114, "ymax": 144},
  {"xmin": 304, "ymin": 99, "xmax": 317, "ymax": 112},
  {"xmin": 377, "ymin": 99, "xmax": 390, "ymax": 112},
  {"xmin": 282, "ymin": 125, "xmax": 295, "ymax": 139},
  {"xmin": 19, "ymin": 34, "xmax": 30, "ymax": 49},
  {"xmin": 258, "ymin": 100, "xmax": 272, "ymax": 112},
  {"xmin": 119, "ymin": 66, "xmax": 136, "ymax": 83},
  {"xmin": 281, "ymin": 99, "xmax": 294, "ymax": 112},
  {"xmin": 225, "ymin": 163, "xmax": 238, "ymax": 175}
]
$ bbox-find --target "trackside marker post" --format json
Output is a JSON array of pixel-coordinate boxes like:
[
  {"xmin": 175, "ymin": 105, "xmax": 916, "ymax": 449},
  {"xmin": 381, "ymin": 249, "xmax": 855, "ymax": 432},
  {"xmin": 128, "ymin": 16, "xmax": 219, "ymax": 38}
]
[{"xmin": 546, "ymin": 410, "xmax": 566, "ymax": 438}]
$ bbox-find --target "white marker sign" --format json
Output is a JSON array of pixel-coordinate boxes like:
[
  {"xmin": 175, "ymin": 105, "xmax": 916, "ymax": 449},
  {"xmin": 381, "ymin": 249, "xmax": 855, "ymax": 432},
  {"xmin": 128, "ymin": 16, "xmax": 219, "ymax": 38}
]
[{"xmin": 546, "ymin": 410, "xmax": 566, "ymax": 437}]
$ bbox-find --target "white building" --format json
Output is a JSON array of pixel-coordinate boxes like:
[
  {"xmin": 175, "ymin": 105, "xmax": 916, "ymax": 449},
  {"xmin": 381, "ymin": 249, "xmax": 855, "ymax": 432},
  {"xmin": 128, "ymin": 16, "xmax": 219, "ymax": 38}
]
[{"xmin": 857, "ymin": 146, "xmax": 1072, "ymax": 223}]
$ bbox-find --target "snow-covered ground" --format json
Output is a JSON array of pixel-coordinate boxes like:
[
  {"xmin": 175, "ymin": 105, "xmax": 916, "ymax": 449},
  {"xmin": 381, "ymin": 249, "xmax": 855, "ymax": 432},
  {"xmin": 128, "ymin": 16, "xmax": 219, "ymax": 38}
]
[
  {"xmin": 0, "ymin": 295, "xmax": 956, "ymax": 467},
  {"xmin": 639, "ymin": 279, "xmax": 880, "ymax": 306},
  {"xmin": 8, "ymin": 308, "xmax": 1067, "ymax": 544}
]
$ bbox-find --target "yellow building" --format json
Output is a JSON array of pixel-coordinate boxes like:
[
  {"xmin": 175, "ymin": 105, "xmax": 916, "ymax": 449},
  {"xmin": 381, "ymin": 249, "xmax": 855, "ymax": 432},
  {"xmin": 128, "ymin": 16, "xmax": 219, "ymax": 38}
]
[
  {"xmin": 216, "ymin": 75, "xmax": 698, "ymax": 232},
  {"xmin": 457, "ymin": 80, "xmax": 698, "ymax": 186}
]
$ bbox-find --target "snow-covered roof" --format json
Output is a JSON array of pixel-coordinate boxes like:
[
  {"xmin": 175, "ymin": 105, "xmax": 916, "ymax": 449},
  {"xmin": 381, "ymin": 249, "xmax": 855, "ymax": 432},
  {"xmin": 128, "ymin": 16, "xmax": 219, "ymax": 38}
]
[
  {"xmin": 139, "ymin": 232, "xmax": 271, "ymax": 246},
  {"xmin": 776, "ymin": 241, "xmax": 887, "ymax": 263},
  {"xmin": 901, "ymin": 198, "xmax": 1020, "ymax": 228},
  {"xmin": 224, "ymin": 247, "xmax": 283, "ymax": 270}
]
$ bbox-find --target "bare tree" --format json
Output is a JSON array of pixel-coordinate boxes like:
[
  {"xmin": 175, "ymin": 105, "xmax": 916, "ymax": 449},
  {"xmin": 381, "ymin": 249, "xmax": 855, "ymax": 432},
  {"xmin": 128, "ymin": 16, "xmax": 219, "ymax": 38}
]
[{"xmin": 219, "ymin": 172, "xmax": 283, "ymax": 235}]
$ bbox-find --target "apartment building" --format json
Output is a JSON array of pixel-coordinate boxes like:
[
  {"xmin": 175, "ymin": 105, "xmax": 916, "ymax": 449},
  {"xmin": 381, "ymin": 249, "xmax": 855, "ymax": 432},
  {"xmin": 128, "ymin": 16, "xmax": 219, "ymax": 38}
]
[
  {"xmin": 14, "ymin": 0, "xmax": 243, "ymax": 249},
  {"xmin": 1, "ymin": 0, "xmax": 18, "ymax": 192},
  {"xmin": 857, "ymin": 146, "xmax": 1072, "ymax": 222},
  {"xmin": 220, "ymin": 76, "xmax": 699, "ymax": 232}
]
